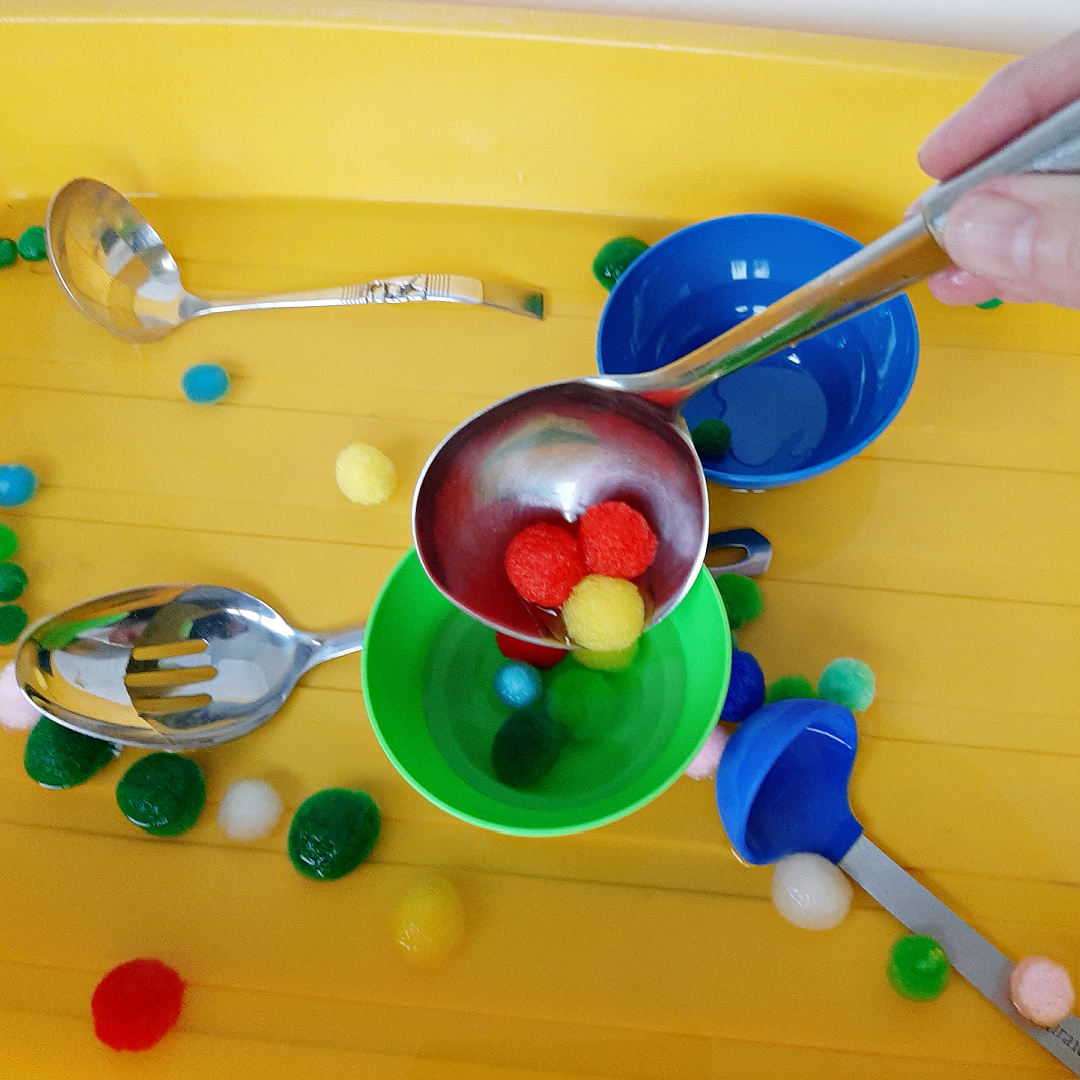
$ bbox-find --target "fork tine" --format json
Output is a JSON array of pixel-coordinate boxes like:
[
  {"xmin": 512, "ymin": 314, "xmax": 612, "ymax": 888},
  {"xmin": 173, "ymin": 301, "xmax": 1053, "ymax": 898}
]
[
  {"xmin": 130, "ymin": 640, "xmax": 208, "ymax": 662},
  {"xmin": 131, "ymin": 694, "xmax": 213, "ymax": 715},
  {"xmin": 125, "ymin": 665, "xmax": 218, "ymax": 689}
]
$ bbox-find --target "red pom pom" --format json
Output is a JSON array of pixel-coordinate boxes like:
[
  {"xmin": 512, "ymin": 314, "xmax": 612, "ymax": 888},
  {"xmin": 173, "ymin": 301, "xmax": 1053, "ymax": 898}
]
[
  {"xmin": 91, "ymin": 958, "xmax": 185, "ymax": 1051},
  {"xmin": 578, "ymin": 501, "xmax": 658, "ymax": 579},
  {"xmin": 504, "ymin": 523, "xmax": 585, "ymax": 607},
  {"xmin": 496, "ymin": 632, "xmax": 568, "ymax": 669}
]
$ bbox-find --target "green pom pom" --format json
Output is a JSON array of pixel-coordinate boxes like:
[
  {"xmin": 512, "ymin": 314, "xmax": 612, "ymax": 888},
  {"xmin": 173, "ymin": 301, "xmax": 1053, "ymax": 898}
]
[
  {"xmin": 818, "ymin": 657, "xmax": 875, "ymax": 712},
  {"xmin": 592, "ymin": 236, "xmax": 649, "ymax": 291},
  {"xmin": 116, "ymin": 753, "xmax": 205, "ymax": 836},
  {"xmin": 524, "ymin": 293, "xmax": 544, "ymax": 318},
  {"xmin": 547, "ymin": 666, "xmax": 619, "ymax": 739},
  {"xmin": 975, "ymin": 297, "xmax": 1003, "ymax": 309},
  {"xmin": 887, "ymin": 934, "xmax": 951, "ymax": 1001},
  {"xmin": 0, "ymin": 604, "xmax": 28, "ymax": 644},
  {"xmin": 16, "ymin": 226, "xmax": 46, "ymax": 262},
  {"xmin": 766, "ymin": 675, "xmax": 816, "ymax": 704},
  {"xmin": 25, "ymin": 717, "xmax": 117, "ymax": 788},
  {"xmin": 691, "ymin": 419, "xmax": 731, "ymax": 458},
  {"xmin": 0, "ymin": 525, "xmax": 16, "ymax": 562},
  {"xmin": 491, "ymin": 708, "xmax": 567, "ymax": 788},
  {"xmin": 714, "ymin": 573, "xmax": 764, "ymax": 630},
  {"xmin": 0, "ymin": 239, "xmax": 17, "ymax": 268},
  {"xmin": 0, "ymin": 562, "xmax": 27, "ymax": 602},
  {"xmin": 288, "ymin": 788, "xmax": 380, "ymax": 880}
]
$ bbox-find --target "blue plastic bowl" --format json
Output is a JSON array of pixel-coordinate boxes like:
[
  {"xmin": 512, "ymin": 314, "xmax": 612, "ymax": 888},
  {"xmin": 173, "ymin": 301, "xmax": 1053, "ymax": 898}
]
[{"xmin": 596, "ymin": 214, "xmax": 919, "ymax": 490}]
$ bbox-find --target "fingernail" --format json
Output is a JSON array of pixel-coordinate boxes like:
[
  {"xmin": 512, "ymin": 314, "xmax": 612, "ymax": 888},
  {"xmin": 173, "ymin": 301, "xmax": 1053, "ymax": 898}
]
[{"xmin": 944, "ymin": 191, "xmax": 1036, "ymax": 280}]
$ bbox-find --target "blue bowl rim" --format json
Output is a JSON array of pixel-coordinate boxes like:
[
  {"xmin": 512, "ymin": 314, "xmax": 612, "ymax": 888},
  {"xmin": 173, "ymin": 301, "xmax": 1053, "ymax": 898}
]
[{"xmin": 595, "ymin": 212, "xmax": 920, "ymax": 490}]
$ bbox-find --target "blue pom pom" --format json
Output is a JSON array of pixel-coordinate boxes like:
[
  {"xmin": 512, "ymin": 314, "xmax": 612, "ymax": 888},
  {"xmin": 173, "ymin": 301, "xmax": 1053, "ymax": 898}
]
[
  {"xmin": 721, "ymin": 648, "xmax": 765, "ymax": 723},
  {"xmin": 182, "ymin": 363, "xmax": 230, "ymax": 404},
  {"xmin": 493, "ymin": 662, "xmax": 542, "ymax": 710},
  {"xmin": 0, "ymin": 464, "xmax": 37, "ymax": 507}
]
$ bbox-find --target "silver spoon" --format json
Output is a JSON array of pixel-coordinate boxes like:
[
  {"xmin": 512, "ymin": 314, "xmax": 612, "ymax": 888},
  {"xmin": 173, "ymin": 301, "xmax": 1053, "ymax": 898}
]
[
  {"xmin": 414, "ymin": 99, "xmax": 1080, "ymax": 645},
  {"xmin": 15, "ymin": 584, "xmax": 365, "ymax": 749},
  {"xmin": 13, "ymin": 530, "xmax": 768, "ymax": 749},
  {"xmin": 45, "ymin": 178, "xmax": 544, "ymax": 343}
]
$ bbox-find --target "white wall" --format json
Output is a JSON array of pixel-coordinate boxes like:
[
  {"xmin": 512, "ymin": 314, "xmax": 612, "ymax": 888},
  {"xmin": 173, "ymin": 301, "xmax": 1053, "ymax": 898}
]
[{"xmin": 424, "ymin": 0, "xmax": 1077, "ymax": 54}]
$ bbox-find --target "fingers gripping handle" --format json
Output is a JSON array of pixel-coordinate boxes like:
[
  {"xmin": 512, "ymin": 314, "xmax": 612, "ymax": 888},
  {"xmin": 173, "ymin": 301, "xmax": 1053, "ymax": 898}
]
[{"xmin": 921, "ymin": 97, "xmax": 1080, "ymax": 247}]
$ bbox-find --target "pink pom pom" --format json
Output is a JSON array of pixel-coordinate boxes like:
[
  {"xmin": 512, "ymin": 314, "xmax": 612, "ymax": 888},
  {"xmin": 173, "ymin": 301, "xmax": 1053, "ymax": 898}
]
[
  {"xmin": 1010, "ymin": 956, "xmax": 1075, "ymax": 1028},
  {"xmin": 0, "ymin": 661, "xmax": 39, "ymax": 731},
  {"xmin": 684, "ymin": 724, "xmax": 728, "ymax": 781}
]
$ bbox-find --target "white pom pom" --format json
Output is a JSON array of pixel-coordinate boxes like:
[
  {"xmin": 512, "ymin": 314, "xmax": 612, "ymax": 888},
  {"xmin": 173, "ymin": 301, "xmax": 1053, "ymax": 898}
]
[
  {"xmin": 771, "ymin": 852, "xmax": 852, "ymax": 930},
  {"xmin": 217, "ymin": 779, "xmax": 283, "ymax": 841},
  {"xmin": 0, "ymin": 661, "xmax": 40, "ymax": 731},
  {"xmin": 684, "ymin": 724, "xmax": 728, "ymax": 780}
]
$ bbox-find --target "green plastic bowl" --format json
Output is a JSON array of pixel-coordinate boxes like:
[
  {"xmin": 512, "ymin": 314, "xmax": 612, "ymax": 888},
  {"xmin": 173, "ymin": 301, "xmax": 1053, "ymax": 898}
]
[{"xmin": 362, "ymin": 549, "xmax": 730, "ymax": 836}]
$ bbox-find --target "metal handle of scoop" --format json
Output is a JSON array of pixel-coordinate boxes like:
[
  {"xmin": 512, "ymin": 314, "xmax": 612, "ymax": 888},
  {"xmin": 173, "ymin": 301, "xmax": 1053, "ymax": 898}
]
[
  {"xmin": 618, "ymin": 98, "xmax": 1080, "ymax": 409},
  {"xmin": 840, "ymin": 835, "xmax": 1080, "ymax": 1075},
  {"xmin": 190, "ymin": 275, "xmax": 543, "ymax": 320}
]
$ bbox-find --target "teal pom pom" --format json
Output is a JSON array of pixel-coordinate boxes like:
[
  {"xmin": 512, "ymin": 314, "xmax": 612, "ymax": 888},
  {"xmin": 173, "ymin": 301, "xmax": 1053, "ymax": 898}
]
[
  {"xmin": 818, "ymin": 657, "xmax": 876, "ymax": 712},
  {"xmin": 714, "ymin": 573, "xmax": 764, "ymax": 631},
  {"xmin": 766, "ymin": 675, "xmax": 816, "ymax": 704}
]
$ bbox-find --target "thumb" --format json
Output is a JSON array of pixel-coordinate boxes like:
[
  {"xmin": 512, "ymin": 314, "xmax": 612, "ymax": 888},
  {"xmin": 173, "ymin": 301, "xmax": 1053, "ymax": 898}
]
[{"xmin": 939, "ymin": 174, "xmax": 1080, "ymax": 309}]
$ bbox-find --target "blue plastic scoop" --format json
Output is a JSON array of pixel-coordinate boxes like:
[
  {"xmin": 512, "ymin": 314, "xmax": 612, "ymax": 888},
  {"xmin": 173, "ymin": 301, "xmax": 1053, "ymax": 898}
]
[{"xmin": 716, "ymin": 698, "xmax": 1080, "ymax": 1073}]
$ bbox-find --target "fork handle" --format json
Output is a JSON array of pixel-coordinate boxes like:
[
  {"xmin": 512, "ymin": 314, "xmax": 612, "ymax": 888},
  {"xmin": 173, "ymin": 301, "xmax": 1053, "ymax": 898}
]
[{"xmin": 303, "ymin": 624, "xmax": 366, "ymax": 673}]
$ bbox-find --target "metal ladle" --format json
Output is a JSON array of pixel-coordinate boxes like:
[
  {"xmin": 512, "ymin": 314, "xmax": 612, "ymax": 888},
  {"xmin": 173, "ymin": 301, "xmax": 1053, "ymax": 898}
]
[
  {"xmin": 414, "ymin": 99, "xmax": 1080, "ymax": 646},
  {"xmin": 45, "ymin": 178, "xmax": 544, "ymax": 344}
]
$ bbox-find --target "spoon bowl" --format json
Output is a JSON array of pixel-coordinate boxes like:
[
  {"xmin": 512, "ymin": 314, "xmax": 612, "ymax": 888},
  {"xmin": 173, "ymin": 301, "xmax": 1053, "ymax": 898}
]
[
  {"xmin": 412, "ymin": 379, "xmax": 708, "ymax": 643},
  {"xmin": 16, "ymin": 584, "xmax": 364, "ymax": 749}
]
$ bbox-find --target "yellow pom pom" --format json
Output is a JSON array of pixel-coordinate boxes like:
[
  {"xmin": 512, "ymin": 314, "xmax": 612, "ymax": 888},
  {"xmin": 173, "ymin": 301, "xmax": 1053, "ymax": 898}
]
[
  {"xmin": 335, "ymin": 443, "xmax": 397, "ymax": 505},
  {"xmin": 573, "ymin": 640, "xmax": 639, "ymax": 671},
  {"xmin": 392, "ymin": 877, "xmax": 465, "ymax": 965},
  {"xmin": 562, "ymin": 575, "xmax": 644, "ymax": 652}
]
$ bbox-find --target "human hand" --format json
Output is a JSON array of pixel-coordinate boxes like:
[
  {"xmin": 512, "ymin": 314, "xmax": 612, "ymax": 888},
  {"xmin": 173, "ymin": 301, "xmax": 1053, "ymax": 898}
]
[{"xmin": 917, "ymin": 31, "xmax": 1080, "ymax": 309}]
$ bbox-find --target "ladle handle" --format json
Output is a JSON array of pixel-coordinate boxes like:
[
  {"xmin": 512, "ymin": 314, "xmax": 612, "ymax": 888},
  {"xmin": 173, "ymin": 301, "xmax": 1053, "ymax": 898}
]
[
  {"xmin": 629, "ymin": 97, "xmax": 1080, "ymax": 409},
  {"xmin": 840, "ymin": 834, "xmax": 1080, "ymax": 1074},
  {"xmin": 303, "ymin": 623, "xmax": 366, "ymax": 673},
  {"xmin": 193, "ymin": 275, "xmax": 543, "ymax": 320}
]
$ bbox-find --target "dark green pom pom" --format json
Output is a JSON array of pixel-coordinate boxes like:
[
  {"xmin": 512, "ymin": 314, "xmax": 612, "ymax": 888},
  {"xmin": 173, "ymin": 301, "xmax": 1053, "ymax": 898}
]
[
  {"xmin": 288, "ymin": 788, "xmax": 380, "ymax": 880},
  {"xmin": 116, "ymin": 753, "xmax": 205, "ymax": 836},
  {"xmin": 592, "ymin": 236, "xmax": 649, "ymax": 291},
  {"xmin": 0, "ymin": 604, "xmax": 28, "ymax": 644},
  {"xmin": 0, "ymin": 562, "xmax": 27, "ymax": 602},
  {"xmin": 975, "ymin": 297, "xmax": 1003, "ymax": 309},
  {"xmin": 0, "ymin": 239, "xmax": 17, "ymax": 268},
  {"xmin": 691, "ymin": 419, "xmax": 731, "ymax": 458},
  {"xmin": 25, "ymin": 717, "xmax": 117, "ymax": 788},
  {"xmin": 765, "ymin": 675, "xmax": 816, "ymax": 704},
  {"xmin": 714, "ymin": 573, "xmax": 764, "ymax": 630},
  {"xmin": 17, "ymin": 226, "xmax": 46, "ymax": 261},
  {"xmin": 491, "ymin": 707, "xmax": 567, "ymax": 788}
]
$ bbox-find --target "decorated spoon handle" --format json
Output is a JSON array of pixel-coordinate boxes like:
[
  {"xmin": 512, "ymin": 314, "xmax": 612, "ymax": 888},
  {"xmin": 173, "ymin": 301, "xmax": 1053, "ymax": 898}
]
[
  {"xmin": 840, "ymin": 834, "xmax": 1080, "ymax": 1074},
  {"xmin": 196, "ymin": 275, "xmax": 544, "ymax": 319}
]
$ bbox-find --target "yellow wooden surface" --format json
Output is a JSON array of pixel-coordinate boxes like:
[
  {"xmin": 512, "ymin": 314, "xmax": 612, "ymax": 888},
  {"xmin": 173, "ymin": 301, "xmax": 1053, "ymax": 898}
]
[{"xmin": 1, "ymin": 3, "xmax": 1078, "ymax": 1076}]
